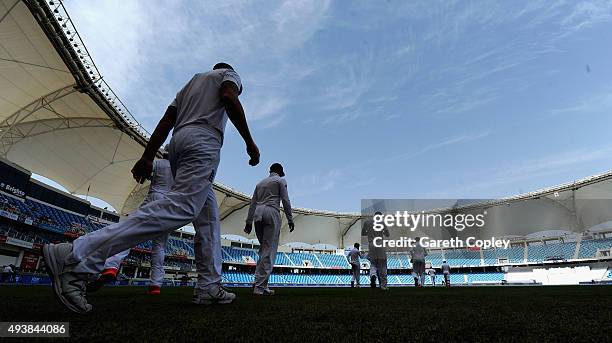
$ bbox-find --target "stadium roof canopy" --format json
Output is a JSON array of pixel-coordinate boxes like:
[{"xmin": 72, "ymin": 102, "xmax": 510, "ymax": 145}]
[
  {"xmin": 0, "ymin": 0, "xmax": 150, "ymax": 211},
  {"xmin": 3, "ymin": 1, "xmax": 612, "ymax": 249}
]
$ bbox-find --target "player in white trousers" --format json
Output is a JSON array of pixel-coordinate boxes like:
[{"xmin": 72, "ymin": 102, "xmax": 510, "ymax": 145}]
[
  {"xmin": 347, "ymin": 243, "xmax": 362, "ymax": 288},
  {"xmin": 88, "ymin": 153, "xmax": 174, "ymax": 295},
  {"xmin": 427, "ymin": 267, "xmax": 436, "ymax": 286},
  {"xmin": 364, "ymin": 212, "xmax": 390, "ymax": 290},
  {"xmin": 244, "ymin": 163, "xmax": 294, "ymax": 296},
  {"xmin": 441, "ymin": 260, "xmax": 451, "ymax": 287},
  {"xmin": 410, "ymin": 237, "xmax": 427, "ymax": 287},
  {"xmin": 42, "ymin": 63, "xmax": 260, "ymax": 313},
  {"xmin": 369, "ymin": 256, "xmax": 378, "ymax": 288}
]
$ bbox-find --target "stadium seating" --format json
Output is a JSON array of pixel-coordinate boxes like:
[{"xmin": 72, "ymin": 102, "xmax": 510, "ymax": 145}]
[
  {"xmin": 275, "ymin": 252, "xmax": 294, "ymax": 266},
  {"xmin": 527, "ymin": 242, "xmax": 576, "ymax": 262},
  {"xmin": 223, "ymin": 246, "xmax": 259, "ymax": 263},
  {"xmin": 0, "ymin": 192, "xmax": 94, "ymax": 236},
  {"xmin": 314, "ymin": 253, "xmax": 349, "ymax": 268},
  {"xmin": 286, "ymin": 252, "xmax": 321, "ymax": 267},
  {"xmin": 578, "ymin": 238, "xmax": 612, "ymax": 258},
  {"xmin": 4, "ymin": 189, "xmax": 612, "ymax": 284},
  {"xmin": 217, "ymin": 271, "xmax": 500, "ymax": 286},
  {"xmin": 425, "ymin": 252, "xmax": 444, "ymax": 266},
  {"xmin": 444, "ymin": 250, "xmax": 481, "ymax": 266},
  {"xmin": 483, "ymin": 246, "xmax": 524, "ymax": 264},
  {"xmin": 166, "ymin": 238, "xmax": 195, "ymax": 257},
  {"xmin": 468, "ymin": 272, "xmax": 504, "ymax": 283}
]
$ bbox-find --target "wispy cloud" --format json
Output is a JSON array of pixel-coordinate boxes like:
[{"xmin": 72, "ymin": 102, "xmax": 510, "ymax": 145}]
[
  {"xmin": 65, "ymin": 0, "xmax": 332, "ymax": 129},
  {"xmin": 550, "ymin": 91, "xmax": 612, "ymax": 116},
  {"xmin": 427, "ymin": 146, "xmax": 612, "ymax": 198},
  {"xmin": 292, "ymin": 168, "xmax": 343, "ymax": 198}
]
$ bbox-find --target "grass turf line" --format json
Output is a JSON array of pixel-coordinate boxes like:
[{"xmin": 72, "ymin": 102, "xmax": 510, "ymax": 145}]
[{"xmin": 0, "ymin": 285, "xmax": 610, "ymax": 342}]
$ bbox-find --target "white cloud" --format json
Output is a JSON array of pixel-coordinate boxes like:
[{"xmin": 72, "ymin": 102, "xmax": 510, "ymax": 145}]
[
  {"xmin": 292, "ymin": 168, "xmax": 342, "ymax": 197},
  {"xmin": 65, "ymin": 0, "xmax": 332, "ymax": 129}
]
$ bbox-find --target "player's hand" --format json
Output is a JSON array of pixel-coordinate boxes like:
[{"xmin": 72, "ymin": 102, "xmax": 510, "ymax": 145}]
[
  {"xmin": 131, "ymin": 157, "xmax": 153, "ymax": 184},
  {"xmin": 247, "ymin": 143, "xmax": 260, "ymax": 166},
  {"xmin": 244, "ymin": 223, "xmax": 252, "ymax": 234},
  {"xmin": 289, "ymin": 222, "xmax": 295, "ymax": 232}
]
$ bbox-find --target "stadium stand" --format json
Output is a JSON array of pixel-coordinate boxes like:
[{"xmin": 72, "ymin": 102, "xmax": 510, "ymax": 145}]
[
  {"xmin": 2, "ymin": 171, "xmax": 612, "ymax": 288},
  {"xmin": 314, "ymin": 253, "xmax": 349, "ymax": 269},
  {"xmin": 527, "ymin": 242, "xmax": 576, "ymax": 262},
  {"xmin": 578, "ymin": 238, "xmax": 612, "ymax": 258},
  {"xmin": 483, "ymin": 246, "xmax": 525, "ymax": 264},
  {"xmin": 445, "ymin": 249, "xmax": 481, "ymax": 266}
]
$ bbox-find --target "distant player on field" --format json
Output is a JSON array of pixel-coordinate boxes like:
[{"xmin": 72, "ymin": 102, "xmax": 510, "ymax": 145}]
[
  {"xmin": 347, "ymin": 243, "xmax": 362, "ymax": 288},
  {"xmin": 365, "ymin": 212, "xmax": 390, "ymax": 290},
  {"xmin": 441, "ymin": 260, "xmax": 451, "ymax": 287},
  {"xmin": 368, "ymin": 254, "xmax": 378, "ymax": 288},
  {"xmin": 410, "ymin": 237, "xmax": 427, "ymax": 287},
  {"xmin": 88, "ymin": 149, "xmax": 174, "ymax": 295},
  {"xmin": 244, "ymin": 163, "xmax": 294, "ymax": 296},
  {"xmin": 427, "ymin": 267, "xmax": 436, "ymax": 286}
]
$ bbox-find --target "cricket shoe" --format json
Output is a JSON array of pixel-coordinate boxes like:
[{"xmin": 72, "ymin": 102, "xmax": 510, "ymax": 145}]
[
  {"xmin": 43, "ymin": 243, "xmax": 92, "ymax": 314},
  {"xmin": 192, "ymin": 284, "xmax": 236, "ymax": 305},
  {"xmin": 147, "ymin": 285, "xmax": 161, "ymax": 295},
  {"xmin": 253, "ymin": 288, "xmax": 275, "ymax": 296},
  {"xmin": 380, "ymin": 286, "xmax": 389, "ymax": 291},
  {"xmin": 87, "ymin": 268, "xmax": 118, "ymax": 293}
]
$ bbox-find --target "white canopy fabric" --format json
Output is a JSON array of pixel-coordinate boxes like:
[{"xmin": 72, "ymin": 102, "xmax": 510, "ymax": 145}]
[{"xmin": 0, "ymin": 0, "xmax": 150, "ymax": 210}]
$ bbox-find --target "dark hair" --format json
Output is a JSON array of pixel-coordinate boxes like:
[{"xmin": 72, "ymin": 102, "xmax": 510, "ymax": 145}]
[
  {"xmin": 213, "ymin": 62, "xmax": 234, "ymax": 71},
  {"xmin": 354, "ymin": 243, "xmax": 360, "ymax": 249}
]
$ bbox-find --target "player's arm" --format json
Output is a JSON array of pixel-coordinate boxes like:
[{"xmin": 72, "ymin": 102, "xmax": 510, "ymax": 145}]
[
  {"xmin": 280, "ymin": 179, "xmax": 294, "ymax": 232},
  {"xmin": 132, "ymin": 105, "xmax": 177, "ymax": 183},
  {"xmin": 220, "ymin": 81, "xmax": 259, "ymax": 166}
]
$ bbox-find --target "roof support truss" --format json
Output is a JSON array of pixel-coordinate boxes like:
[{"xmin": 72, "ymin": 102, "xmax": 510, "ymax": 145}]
[{"xmin": 1, "ymin": 116, "xmax": 115, "ymax": 156}]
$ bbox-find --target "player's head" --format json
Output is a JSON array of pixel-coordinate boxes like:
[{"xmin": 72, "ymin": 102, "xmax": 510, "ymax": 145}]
[
  {"xmin": 354, "ymin": 242, "xmax": 360, "ymax": 249},
  {"xmin": 213, "ymin": 62, "xmax": 243, "ymax": 95},
  {"xmin": 443, "ymin": 260, "xmax": 447, "ymax": 263},
  {"xmin": 270, "ymin": 163, "xmax": 285, "ymax": 177},
  {"xmin": 213, "ymin": 62, "xmax": 234, "ymax": 71}
]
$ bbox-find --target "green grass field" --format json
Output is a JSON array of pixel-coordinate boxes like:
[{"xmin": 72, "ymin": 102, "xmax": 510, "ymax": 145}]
[{"xmin": 1, "ymin": 285, "xmax": 611, "ymax": 342}]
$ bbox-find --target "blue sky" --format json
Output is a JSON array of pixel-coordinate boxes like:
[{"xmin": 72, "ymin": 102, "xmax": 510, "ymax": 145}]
[{"xmin": 57, "ymin": 0, "xmax": 612, "ymax": 212}]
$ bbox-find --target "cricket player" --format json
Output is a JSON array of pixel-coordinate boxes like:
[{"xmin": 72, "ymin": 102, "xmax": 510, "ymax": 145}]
[
  {"xmin": 410, "ymin": 237, "xmax": 427, "ymax": 287},
  {"xmin": 364, "ymin": 212, "xmax": 390, "ymax": 290},
  {"xmin": 369, "ymin": 255, "xmax": 378, "ymax": 288},
  {"xmin": 42, "ymin": 63, "xmax": 260, "ymax": 313},
  {"xmin": 347, "ymin": 243, "xmax": 362, "ymax": 288},
  {"xmin": 441, "ymin": 260, "xmax": 451, "ymax": 287},
  {"xmin": 244, "ymin": 163, "xmax": 294, "ymax": 296},
  {"xmin": 427, "ymin": 267, "xmax": 436, "ymax": 286},
  {"xmin": 88, "ymin": 151, "xmax": 174, "ymax": 295}
]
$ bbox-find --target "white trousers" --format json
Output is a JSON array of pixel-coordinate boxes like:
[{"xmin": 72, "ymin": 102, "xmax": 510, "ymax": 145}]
[
  {"xmin": 253, "ymin": 206, "xmax": 280, "ymax": 291},
  {"xmin": 70, "ymin": 126, "xmax": 223, "ymax": 290},
  {"xmin": 369, "ymin": 261, "xmax": 377, "ymax": 278},
  {"xmin": 371, "ymin": 258, "xmax": 387, "ymax": 288},
  {"xmin": 103, "ymin": 192, "xmax": 169, "ymax": 287},
  {"xmin": 351, "ymin": 263, "xmax": 360, "ymax": 284},
  {"xmin": 103, "ymin": 234, "xmax": 168, "ymax": 287}
]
